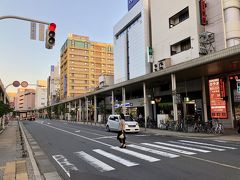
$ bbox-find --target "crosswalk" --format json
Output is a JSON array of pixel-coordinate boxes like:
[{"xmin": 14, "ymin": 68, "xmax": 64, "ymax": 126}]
[{"xmin": 52, "ymin": 140, "xmax": 238, "ymax": 176}]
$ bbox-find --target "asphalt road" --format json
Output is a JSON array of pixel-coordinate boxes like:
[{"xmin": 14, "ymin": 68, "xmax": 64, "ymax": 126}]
[{"xmin": 23, "ymin": 119, "xmax": 240, "ymax": 180}]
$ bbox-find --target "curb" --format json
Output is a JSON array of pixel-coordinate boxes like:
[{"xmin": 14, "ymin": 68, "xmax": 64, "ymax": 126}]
[
  {"xmin": 19, "ymin": 121, "xmax": 62, "ymax": 180},
  {"xmin": 19, "ymin": 122, "xmax": 42, "ymax": 180}
]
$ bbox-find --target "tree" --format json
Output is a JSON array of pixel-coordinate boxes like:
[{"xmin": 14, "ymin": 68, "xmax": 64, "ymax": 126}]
[{"xmin": 0, "ymin": 101, "xmax": 12, "ymax": 117}]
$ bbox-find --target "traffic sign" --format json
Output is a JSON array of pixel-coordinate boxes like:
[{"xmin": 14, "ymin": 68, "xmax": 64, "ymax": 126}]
[
  {"xmin": 39, "ymin": 23, "xmax": 45, "ymax": 41},
  {"xmin": 21, "ymin": 81, "xmax": 28, "ymax": 88},
  {"xmin": 12, "ymin": 81, "xmax": 20, "ymax": 87},
  {"xmin": 30, "ymin": 22, "xmax": 36, "ymax": 40}
]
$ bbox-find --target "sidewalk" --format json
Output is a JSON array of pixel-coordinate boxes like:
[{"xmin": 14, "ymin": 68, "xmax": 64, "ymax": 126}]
[
  {"xmin": 0, "ymin": 120, "xmax": 62, "ymax": 180},
  {"xmin": 0, "ymin": 121, "xmax": 33, "ymax": 180}
]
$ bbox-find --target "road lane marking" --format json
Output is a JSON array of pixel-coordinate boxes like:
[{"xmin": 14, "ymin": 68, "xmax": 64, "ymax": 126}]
[
  {"xmin": 142, "ymin": 143, "xmax": 196, "ymax": 155},
  {"xmin": 179, "ymin": 140, "xmax": 237, "ymax": 150},
  {"xmin": 93, "ymin": 149, "xmax": 139, "ymax": 167},
  {"xmin": 169, "ymin": 141, "xmax": 225, "ymax": 151},
  {"xmin": 93, "ymin": 136, "xmax": 116, "ymax": 140},
  {"xmin": 214, "ymin": 140, "xmax": 227, "ymax": 143},
  {"xmin": 75, "ymin": 130, "xmax": 80, "ymax": 133},
  {"xmin": 183, "ymin": 154, "xmax": 240, "ymax": 170},
  {"xmin": 36, "ymin": 122, "xmax": 113, "ymax": 147},
  {"xmin": 111, "ymin": 147, "xmax": 160, "ymax": 162},
  {"xmin": 128, "ymin": 144, "xmax": 179, "ymax": 158},
  {"xmin": 50, "ymin": 121, "xmax": 106, "ymax": 136},
  {"xmin": 75, "ymin": 151, "xmax": 115, "ymax": 172},
  {"xmin": 154, "ymin": 142, "xmax": 210, "ymax": 153},
  {"xmin": 52, "ymin": 155, "xmax": 78, "ymax": 177}
]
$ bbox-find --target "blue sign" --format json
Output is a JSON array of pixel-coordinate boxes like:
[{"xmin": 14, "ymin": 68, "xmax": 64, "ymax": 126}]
[
  {"xmin": 51, "ymin": 65, "xmax": 54, "ymax": 72},
  {"xmin": 64, "ymin": 75, "xmax": 67, "ymax": 97},
  {"xmin": 128, "ymin": 0, "xmax": 139, "ymax": 11}
]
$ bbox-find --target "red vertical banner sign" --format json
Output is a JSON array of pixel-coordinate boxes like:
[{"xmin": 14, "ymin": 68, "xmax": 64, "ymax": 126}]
[
  {"xmin": 209, "ymin": 78, "xmax": 228, "ymax": 119},
  {"xmin": 199, "ymin": 0, "xmax": 207, "ymax": 25}
]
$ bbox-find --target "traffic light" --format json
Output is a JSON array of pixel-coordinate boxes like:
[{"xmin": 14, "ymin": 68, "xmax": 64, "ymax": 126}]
[{"xmin": 45, "ymin": 23, "xmax": 56, "ymax": 49}]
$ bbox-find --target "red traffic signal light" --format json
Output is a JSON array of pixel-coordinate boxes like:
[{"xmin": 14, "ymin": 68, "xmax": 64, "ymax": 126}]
[
  {"xmin": 45, "ymin": 23, "xmax": 56, "ymax": 49},
  {"xmin": 48, "ymin": 23, "xmax": 56, "ymax": 31}
]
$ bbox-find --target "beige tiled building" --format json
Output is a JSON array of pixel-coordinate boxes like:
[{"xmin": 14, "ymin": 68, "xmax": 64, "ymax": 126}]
[{"xmin": 60, "ymin": 34, "xmax": 114, "ymax": 99}]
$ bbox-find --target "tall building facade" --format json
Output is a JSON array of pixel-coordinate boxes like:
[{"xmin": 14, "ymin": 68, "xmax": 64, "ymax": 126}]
[
  {"xmin": 115, "ymin": 0, "xmax": 240, "ymax": 78},
  {"xmin": 151, "ymin": 0, "xmax": 240, "ymax": 69},
  {"xmin": 113, "ymin": 0, "xmax": 151, "ymax": 84},
  {"xmin": 60, "ymin": 34, "xmax": 114, "ymax": 99},
  {"xmin": 15, "ymin": 88, "xmax": 35, "ymax": 111},
  {"xmin": 48, "ymin": 64, "xmax": 60, "ymax": 105},
  {"xmin": 35, "ymin": 80, "xmax": 47, "ymax": 109}
]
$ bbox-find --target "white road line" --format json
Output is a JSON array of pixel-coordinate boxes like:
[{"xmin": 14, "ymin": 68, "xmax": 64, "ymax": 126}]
[
  {"xmin": 93, "ymin": 149, "xmax": 139, "ymax": 167},
  {"xmin": 111, "ymin": 146, "xmax": 160, "ymax": 162},
  {"xmin": 169, "ymin": 141, "xmax": 225, "ymax": 151},
  {"xmin": 135, "ymin": 135, "xmax": 148, "ymax": 137},
  {"xmin": 179, "ymin": 140, "xmax": 237, "ymax": 150},
  {"xmin": 75, "ymin": 130, "xmax": 80, "ymax": 133},
  {"xmin": 36, "ymin": 122, "xmax": 113, "ymax": 147},
  {"xmin": 154, "ymin": 142, "xmax": 210, "ymax": 153},
  {"xmin": 52, "ymin": 155, "xmax": 78, "ymax": 177},
  {"xmin": 142, "ymin": 143, "xmax": 196, "ymax": 155},
  {"xmin": 128, "ymin": 144, "xmax": 179, "ymax": 158},
  {"xmin": 93, "ymin": 136, "xmax": 116, "ymax": 140},
  {"xmin": 75, "ymin": 151, "xmax": 115, "ymax": 172},
  {"xmin": 214, "ymin": 140, "xmax": 227, "ymax": 143}
]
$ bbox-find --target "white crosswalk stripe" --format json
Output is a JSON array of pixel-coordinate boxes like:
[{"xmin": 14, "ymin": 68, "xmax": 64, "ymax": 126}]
[
  {"xmin": 169, "ymin": 141, "xmax": 226, "ymax": 151},
  {"xmin": 178, "ymin": 140, "xmax": 237, "ymax": 150},
  {"xmin": 70, "ymin": 140, "xmax": 238, "ymax": 173},
  {"xmin": 154, "ymin": 142, "xmax": 211, "ymax": 153},
  {"xmin": 128, "ymin": 144, "xmax": 179, "ymax": 158},
  {"xmin": 141, "ymin": 143, "xmax": 196, "ymax": 155},
  {"xmin": 75, "ymin": 151, "xmax": 115, "ymax": 172},
  {"xmin": 93, "ymin": 149, "xmax": 139, "ymax": 167},
  {"xmin": 111, "ymin": 146, "xmax": 160, "ymax": 162}
]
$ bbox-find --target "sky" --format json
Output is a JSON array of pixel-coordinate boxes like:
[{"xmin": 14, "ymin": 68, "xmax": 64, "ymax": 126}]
[{"xmin": 0, "ymin": 0, "xmax": 127, "ymax": 92}]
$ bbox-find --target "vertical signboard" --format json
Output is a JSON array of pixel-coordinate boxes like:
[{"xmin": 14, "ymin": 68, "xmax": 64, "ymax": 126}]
[
  {"xmin": 39, "ymin": 23, "xmax": 45, "ymax": 41},
  {"xmin": 128, "ymin": 0, "xmax": 139, "ymax": 11},
  {"xmin": 209, "ymin": 78, "xmax": 227, "ymax": 119},
  {"xmin": 30, "ymin": 22, "xmax": 36, "ymax": 40},
  {"xmin": 64, "ymin": 75, "xmax": 67, "ymax": 97},
  {"xmin": 199, "ymin": 0, "xmax": 207, "ymax": 25}
]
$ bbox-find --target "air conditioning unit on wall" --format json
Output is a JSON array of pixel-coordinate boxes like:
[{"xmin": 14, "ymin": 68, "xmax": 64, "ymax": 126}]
[{"xmin": 153, "ymin": 58, "xmax": 172, "ymax": 72}]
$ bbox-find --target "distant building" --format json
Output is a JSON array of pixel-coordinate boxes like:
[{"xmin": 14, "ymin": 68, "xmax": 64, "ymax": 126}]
[
  {"xmin": 15, "ymin": 88, "xmax": 35, "ymax": 111},
  {"xmin": 47, "ymin": 64, "xmax": 60, "ymax": 105},
  {"xmin": 60, "ymin": 34, "xmax": 114, "ymax": 99},
  {"xmin": 7, "ymin": 92, "xmax": 16, "ymax": 109},
  {"xmin": 36, "ymin": 80, "xmax": 47, "ymax": 87},
  {"xmin": 35, "ymin": 80, "xmax": 47, "ymax": 109}
]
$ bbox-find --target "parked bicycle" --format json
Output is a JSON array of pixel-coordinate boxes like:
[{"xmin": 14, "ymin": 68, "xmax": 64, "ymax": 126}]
[{"xmin": 205, "ymin": 119, "xmax": 224, "ymax": 134}]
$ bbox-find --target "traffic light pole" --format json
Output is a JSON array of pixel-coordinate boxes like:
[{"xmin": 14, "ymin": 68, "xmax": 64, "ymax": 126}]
[{"xmin": 0, "ymin": 15, "xmax": 50, "ymax": 25}]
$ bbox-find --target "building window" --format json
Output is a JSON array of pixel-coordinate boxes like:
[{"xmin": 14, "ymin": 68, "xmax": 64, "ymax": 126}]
[
  {"xmin": 170, "ymin": 37, "xmax": 191, "ymax": 55},
  {"xmin": 71, "ymin": 86, "xmax": 74, "ymax": 90},
  {"xmin": 169, "ymin": 7, "xmax": 189, "ymax": 28},
  {"xmin": 71, "ymin": 79, "xmax": 74, "ymax": 83},
  {"xmin": 71, "ymin": 73, "xmax": 74, "ymax": 77}
]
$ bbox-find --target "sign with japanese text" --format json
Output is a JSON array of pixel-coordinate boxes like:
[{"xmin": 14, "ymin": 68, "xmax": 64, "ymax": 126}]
[{"xmin": 209, "ymin": 78, "xmax": 227, "ymax": 119}]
